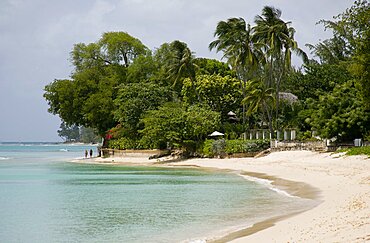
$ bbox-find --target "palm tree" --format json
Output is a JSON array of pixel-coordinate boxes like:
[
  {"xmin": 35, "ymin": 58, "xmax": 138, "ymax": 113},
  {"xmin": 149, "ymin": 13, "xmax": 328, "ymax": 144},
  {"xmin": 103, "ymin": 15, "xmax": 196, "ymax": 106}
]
[
  {"xmin": 209, "ymin": 17, "xmax": 262, "ymax": 124},
  {"xmin": 209, "ymin": 18, "xmax": 260, "ymax": 69},
  {"xmin": 167, "ymin": 41, "xmax": 201, "ymax": 103},
  {"xmin": 253, "ymin": 6, "xmax": 308, "ymax": 128},
  {"xmin": 243, "ymin": 80, "xmax": 275, "ymax": 135}
]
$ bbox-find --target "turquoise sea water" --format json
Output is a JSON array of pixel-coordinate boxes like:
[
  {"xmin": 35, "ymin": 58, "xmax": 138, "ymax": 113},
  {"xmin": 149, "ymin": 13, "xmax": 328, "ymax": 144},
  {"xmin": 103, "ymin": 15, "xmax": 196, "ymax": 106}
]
[{"xmin": 0, "ymin": 143, "xmax": 310, "ymax": 242}]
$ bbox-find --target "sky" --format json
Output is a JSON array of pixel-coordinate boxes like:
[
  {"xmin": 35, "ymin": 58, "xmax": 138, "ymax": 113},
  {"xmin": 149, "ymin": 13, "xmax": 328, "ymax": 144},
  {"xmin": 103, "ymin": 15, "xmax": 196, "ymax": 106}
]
[{"xmin": 0, "ymin": 0, "xmax": 353, "ymax": 142}]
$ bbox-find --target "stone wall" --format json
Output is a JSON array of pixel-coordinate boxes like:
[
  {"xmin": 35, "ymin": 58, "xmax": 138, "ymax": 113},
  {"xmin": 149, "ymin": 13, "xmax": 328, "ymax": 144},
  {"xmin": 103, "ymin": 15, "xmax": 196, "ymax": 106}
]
[
  {"xmin": 270, "ymin": 140, "xmax": 327, "ymax": 152},
  {"xmin": 101, "ymin": 149, "xmax": 160, "ymax": 158}
]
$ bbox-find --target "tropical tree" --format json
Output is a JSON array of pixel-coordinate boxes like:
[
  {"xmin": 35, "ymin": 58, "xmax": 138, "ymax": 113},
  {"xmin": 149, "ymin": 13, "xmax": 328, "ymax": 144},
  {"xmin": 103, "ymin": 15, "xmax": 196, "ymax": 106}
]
[
  {"xmin": 166, "ymin": 41, "xmax": 201, "ymax": 103},
  {"xmin": 71, "ymin": 43, "xmax": 107, "ymax": 72},
  {"xmin": 305, "ymin": 80, "xmax": 370, "ymax": 141},
  {"xmin": 313, "ymin": 0, "xmax": 370, "ymax": 108},
  {"xmin": 283, "ymin": 62, "xmax": 351, "ymax": 100},
  {"xmin": 182, "ymin": 74, "xmax": 243, "ymax": 120},
  {"xmin": 44, "ymin": 79, "xmax": 79, "ymax": 126},
  {"xmin": 114, "ymin": 82, "xmax": 172, "ymax": 137},
  {"xmin": 139, "ymin": 103, "xmax": 220, "ymax": 151},
  {"xmin": 99, "ymin": 31, "xmax": 149, "ymax": 67},
  {"xmin": 296, "ymin": 0, "xmax": 370, "ymax": 140},
  {"xmin": 209, "ymin": 17, "xmax": 260, "ymax": 124},
  {"xmin": 253, "ymin": 6, "xmax": 308, "ymax": 127},
  {"xmin": 125, "ymin": 54, "xmax": 158, "ymax": 83},
  {"xmin": 243, "ymin": 80, "xmax": 275, "ymax": 134},
  {"xmin": 194, "ymin": 58, "xmax": 234, "ymax": 77},
  {"xmin": 209, "ymin": 17, "xmax": 260, "ymax": 71},
  {"xmin": 44, "ymin": 31, "xmax": 148, "ymax": 136},
  {"xmin": 44, "ymin": 69, "xmax": 118, "ymax": 136}
]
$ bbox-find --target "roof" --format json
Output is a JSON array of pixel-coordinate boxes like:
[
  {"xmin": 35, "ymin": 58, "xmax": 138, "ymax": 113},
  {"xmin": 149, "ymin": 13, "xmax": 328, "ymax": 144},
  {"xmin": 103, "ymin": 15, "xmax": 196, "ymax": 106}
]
[{"xmin": 279, "ymin": 92, "xmax": 298, "ymax": 104}]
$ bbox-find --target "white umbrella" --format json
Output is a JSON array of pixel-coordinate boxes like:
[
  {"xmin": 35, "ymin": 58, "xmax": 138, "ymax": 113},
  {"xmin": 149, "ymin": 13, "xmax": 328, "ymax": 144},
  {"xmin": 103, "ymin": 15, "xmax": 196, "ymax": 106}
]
[
  {"xmin": 227, "ymin": 111, "xmax": 236, "ymax": 116},
  {"xmin": 209, "ymin": 131, "xmax": 224, "ymax": 137}
]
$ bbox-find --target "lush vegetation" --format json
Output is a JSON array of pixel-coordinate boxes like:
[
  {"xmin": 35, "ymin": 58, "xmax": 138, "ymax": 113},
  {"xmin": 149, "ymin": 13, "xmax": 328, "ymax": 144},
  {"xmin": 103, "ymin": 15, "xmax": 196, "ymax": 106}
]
[
  {"xmin": 338, "ymin": 146, "xmax": 370, "ymax": 157},
  {"xmin": 201, "ymin": 139, "xmax": 270, "ymax": 157},
  {"xmin": 44, "ymin": 2, "xmax": 370, "ymax": 156}
]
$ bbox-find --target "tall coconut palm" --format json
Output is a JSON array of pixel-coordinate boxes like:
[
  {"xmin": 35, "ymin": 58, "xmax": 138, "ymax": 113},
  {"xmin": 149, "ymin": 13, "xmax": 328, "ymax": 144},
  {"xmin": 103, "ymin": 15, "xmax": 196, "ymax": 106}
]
[
  {"xmin": 209, "ymin": 18, "xmax": 261, "ymax": 70},
  {"xmin": 253, "ymin": 6, "xmax": 308, "ymax": 128},
  {"xmin": 243, "ymin": 79, "xmax": 275, "ymax": 135},
  {"xmin": 167, "ymin": 41, "xmax": 201, "ymax": 103},
  {"xmin": 209, "ymin": 17, "xmax": 262, "ymax": 124}
]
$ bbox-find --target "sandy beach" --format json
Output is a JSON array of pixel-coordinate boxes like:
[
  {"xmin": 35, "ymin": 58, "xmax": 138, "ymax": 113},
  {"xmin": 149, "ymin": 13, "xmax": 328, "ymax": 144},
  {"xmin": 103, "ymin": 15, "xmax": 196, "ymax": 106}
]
[{"xmin": 84, "ymin": 151, "xmax": 370, "ymax": 242}]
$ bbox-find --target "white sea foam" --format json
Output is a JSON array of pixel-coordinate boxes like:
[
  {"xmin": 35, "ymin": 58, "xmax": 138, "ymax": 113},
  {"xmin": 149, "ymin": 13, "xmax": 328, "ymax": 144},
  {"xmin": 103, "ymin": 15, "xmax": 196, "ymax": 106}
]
[
  {"xmin": 0, "ymin": 157, "xmax": 10, "ymax": 160},
  {"xmin": 185, "ymin": 239, "xmax": 206, "ymax": 243},
  {"xmin": 240, "ymin": 173, "xmax": 298, "ymax": 198}
]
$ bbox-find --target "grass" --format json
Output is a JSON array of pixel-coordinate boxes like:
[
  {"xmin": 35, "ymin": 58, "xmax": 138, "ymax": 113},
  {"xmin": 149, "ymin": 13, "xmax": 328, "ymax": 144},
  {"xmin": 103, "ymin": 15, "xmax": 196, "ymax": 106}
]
[{"xmin": 338, "ymin": 146, "xmax": 370, "ymax": 157}]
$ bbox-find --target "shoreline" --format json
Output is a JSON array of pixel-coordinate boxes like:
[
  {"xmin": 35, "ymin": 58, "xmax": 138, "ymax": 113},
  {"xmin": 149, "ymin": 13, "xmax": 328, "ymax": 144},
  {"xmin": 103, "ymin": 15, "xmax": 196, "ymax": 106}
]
[
  {"xmin": 73, "ymin": 150, "xmax": 370, "ymax": 242},
  {"xmin": 170, "ymin": 165, "xmax": 321, "ymax": 243}
]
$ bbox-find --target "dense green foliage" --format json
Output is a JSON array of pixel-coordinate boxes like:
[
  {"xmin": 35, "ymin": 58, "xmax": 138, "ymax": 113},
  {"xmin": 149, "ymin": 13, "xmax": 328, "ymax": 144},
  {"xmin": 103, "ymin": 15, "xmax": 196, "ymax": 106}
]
[
  {"xmin": 182, "ymin": 74, "xmax": 243, "ymax": 119},
  {"xmin": 114, "ymin": 82, "xmax": 172, "ymax": 135},
  {"xmin": 140, "ymin": 103, "xmax": 221, "ymax": 150},
  {"xmin": 304, "ymin": 80, "xmax": 370, "ymax": 140},
  {"xmin": 294, "ymin": 0, "xmax": 370, "ymax": 141},
  {"xmin": 225, "ymin": 139, "xmax": 270, "ymax": 154},
  {"xmin": 201, "ymin": 139, "xmax": 270, "ymax": 157},
  {"xmin": 44, "ymin": 31, "xmax": 145, "ymax": 135},
  {"xmin": 44, "ymin": 2, "xmax": 370, "ymax": 155},
  {"xmin": 107, "ymin": 137, "xmax": 141, "ymax": 150},
  {"xmin": 284, "ymin": 63, "xmax": 351, "ymax": 100},
  {"xmin": 209, "ymin": 7, "xmax": 308, "ymax": 134}
]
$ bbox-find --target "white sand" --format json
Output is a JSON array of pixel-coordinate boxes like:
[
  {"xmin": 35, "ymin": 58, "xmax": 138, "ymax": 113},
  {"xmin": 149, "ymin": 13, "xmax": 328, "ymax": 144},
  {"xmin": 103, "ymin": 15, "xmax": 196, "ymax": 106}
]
[{"xmin": 84, "ymin": 150, "xmax": 370, "ymax": 242}]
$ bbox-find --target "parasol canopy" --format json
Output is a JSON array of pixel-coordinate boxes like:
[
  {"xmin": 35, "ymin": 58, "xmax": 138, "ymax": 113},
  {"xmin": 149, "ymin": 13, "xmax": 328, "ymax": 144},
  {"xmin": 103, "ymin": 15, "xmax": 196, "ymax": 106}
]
[{"xmin": 209, "ymin": 131, "xmax": 224, "ymax": 137}]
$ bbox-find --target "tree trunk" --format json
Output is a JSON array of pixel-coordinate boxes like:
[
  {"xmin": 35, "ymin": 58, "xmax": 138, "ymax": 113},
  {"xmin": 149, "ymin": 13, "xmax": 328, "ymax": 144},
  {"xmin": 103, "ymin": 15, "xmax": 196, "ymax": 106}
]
[
  {"xmin": 242, "ymin": 79, "xmax": 246, "ymax": 125},
  {"xmin": 275, "ymin": 57, "xmax": 286, "ymax": 131},
  {"xmin": 123, "ymin": 53, "xmax": 129, "ymax": 67},
  {"xmin": 263, "ymin": 102, "xmax": 275, "ymax": 139}
]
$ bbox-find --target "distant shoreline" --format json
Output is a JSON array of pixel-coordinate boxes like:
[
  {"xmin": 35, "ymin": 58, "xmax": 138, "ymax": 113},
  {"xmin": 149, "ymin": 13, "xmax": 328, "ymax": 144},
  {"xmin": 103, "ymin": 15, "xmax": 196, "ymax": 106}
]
[{"xmin": 72, "ymin": 151, "xmax": 369, "ymax": 242}]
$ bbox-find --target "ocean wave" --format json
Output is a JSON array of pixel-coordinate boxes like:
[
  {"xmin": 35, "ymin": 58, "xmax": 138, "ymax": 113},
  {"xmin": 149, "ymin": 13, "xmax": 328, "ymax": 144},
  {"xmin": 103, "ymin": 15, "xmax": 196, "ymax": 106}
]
[
  {"xmin": 240, "ymin": 174, "xmax": 297, "ymax": 198},
  {"xmin": 0, "ymin": 157, "xmax": 10, "ymax": 160},
  {"xmin": 187, "ymin": 240, "xmax": 206, "ymax": 243}
]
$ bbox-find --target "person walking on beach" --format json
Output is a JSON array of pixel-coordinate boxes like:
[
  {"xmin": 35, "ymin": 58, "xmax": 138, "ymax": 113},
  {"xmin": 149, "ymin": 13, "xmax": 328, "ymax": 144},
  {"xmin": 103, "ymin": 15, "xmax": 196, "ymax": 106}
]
[
  {"xmin": 85, "ymin": 150, "xmax": 88, "ymax": 158},
  {"xmin": 89, "ymin": 149, "xmax": 93, "ymax": 158}
]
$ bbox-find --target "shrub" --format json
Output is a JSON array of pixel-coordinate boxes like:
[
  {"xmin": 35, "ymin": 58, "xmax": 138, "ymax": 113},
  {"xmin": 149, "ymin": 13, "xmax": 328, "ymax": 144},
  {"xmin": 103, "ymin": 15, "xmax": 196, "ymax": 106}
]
[
  {"xmin": 296, "ymin": 130, "xmax": 320, "ymax": 141},
  {"xmin": 344, "ymin": 146, "xmax": 370, "ymax": 157},
  {"xmin": 182, "ymin": 140, "xmax": 198, "ymax": 153},
  {"xmin": 201, "ymin": 139, "xmax": 270, "ymax": 157},
  {"xmin": 212, "ymin": 139, "xmax": 226, "ymax": 157},
  {"xmin": 225, "ymin": 139, "xmax": 270, "ymax": 154},
  {"xmin": 364, "ymin": 131, "xmax": 370, "ymax": 142},
  {"xmin": 201, "ymin": 139, "xmax": 214, "ymax": 157},
  {"xmin": 108, "ymin": 137, "xmax": 141, "ymax": 150}
]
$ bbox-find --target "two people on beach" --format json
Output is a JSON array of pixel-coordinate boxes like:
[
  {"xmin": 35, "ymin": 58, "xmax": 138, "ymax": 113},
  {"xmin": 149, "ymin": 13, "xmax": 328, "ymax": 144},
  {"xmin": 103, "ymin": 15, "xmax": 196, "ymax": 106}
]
[{"xmin": 84, "ymin": 149, "xmax": 93, "ymax": 158}]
